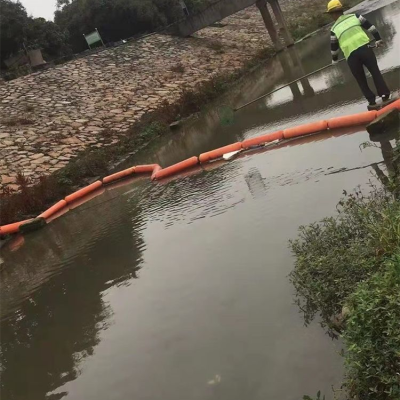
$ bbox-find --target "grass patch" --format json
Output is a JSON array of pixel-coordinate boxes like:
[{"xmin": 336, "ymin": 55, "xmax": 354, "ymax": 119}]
[
  {"xmin": 207, "ymin": 40, "xmax": 225, "ymax": 54},
  {"xmin": 289, "ymin": 13, "xmax": 331, "ymax": 41},
  {"xmin": 303, "ymin": 392, "xmax": 325, "ymax": 400},
  {"xmin": 2, "ymin": 116, "xmax": 34, "ymax": 126},
  {"xmin": 286, "ymin": 0, "xmax": 365, "ymax": 41}
]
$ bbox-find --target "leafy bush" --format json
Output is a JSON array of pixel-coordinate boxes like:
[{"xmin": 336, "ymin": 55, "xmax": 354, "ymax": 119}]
[
  {"xmin": 290, "ymin": 157, "xmax": 400, "ymax": 398},
  {"xmin": 343, "ymin": 254, "xmax": 400, "ymax": 399},
  {"xmin": 0, "ymin": 0, "xmax": 27, "ymax": 62},
  {"xmin": 289, "ymin": 188, "xmax": 400, "ymax": 331},
  {"xmin": 0, "ymin": 0, "xmax": 70, "ymax": 64},
  {"xmin": 25, "ymin": 17, "xmax": 71, "ymax": 59}
]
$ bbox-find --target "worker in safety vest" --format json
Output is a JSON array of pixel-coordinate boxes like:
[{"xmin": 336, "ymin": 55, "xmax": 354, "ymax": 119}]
[{"xmin": 327, "ymin": 0, "xmax": 391, "ymax": 107}]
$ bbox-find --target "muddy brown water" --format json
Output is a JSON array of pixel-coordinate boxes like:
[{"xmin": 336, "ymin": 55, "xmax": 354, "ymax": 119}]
[{"xmin": 1, "ymin": 1, "xmax": 400, "ymax": 399}]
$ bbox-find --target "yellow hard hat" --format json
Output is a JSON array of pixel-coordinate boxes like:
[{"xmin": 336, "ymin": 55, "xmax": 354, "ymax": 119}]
[{"xmin": 326, "ymin": 0, "xmax": 344, "ymax": 12}]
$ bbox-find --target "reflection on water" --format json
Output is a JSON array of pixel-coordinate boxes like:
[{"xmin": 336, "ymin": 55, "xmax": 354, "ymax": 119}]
[
  {"xmin": 245, "ymin": 168, "xmax": 268, "ymax": 199},
  {"xmin": 369, "ymin": 129, "xmax": 400, "ymax": 193},
  {"xmin": 1, "ymin": 1, "xmax": 400, "ymax": 400},
  {"xmin": 1, "ymin": 186, "xmax": 146, "ymax": 400}
]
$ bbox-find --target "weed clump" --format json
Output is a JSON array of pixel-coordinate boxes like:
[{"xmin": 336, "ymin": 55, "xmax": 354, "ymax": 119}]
[
  {"xmin": 290, "ymin": 188, "xmax": 400, "ymax": 330},
  {"xmin": 303, "ymin": 392, "xmax": 325, "ymax": 400},
  {"xmin": 343, "ymin": 255, "xmax": 400, "ymax": 399},
  {"xmin": 2, "ymin": 116, "xmax": 34, "ymax": 126},
  {"xmin": 286, "ymin": 0, "xmax": 364, "ymax": 41},
  {"xmin": 207, "ymin": 41, "xmax": 224, "ymax": 53},
  {"xmin": 24, "ymin": 104, "xmax": 35, "ymax": 112},
  {"xmin": 171, "ymin": 63, "xmax": 185, "ymax": 73},
  {"xmin": 290, "ymin": 146, "xmax": 400, "ymax": 398}
]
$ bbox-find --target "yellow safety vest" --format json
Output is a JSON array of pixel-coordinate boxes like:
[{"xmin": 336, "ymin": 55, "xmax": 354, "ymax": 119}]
[{"xmin": 332, "ymin": 14, "xmax": 370, "ymax": 59}]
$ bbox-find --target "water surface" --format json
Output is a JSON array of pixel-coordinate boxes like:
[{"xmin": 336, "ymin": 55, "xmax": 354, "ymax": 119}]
[{"xmin": 1, "ymin": 1, "xmax": 400, "ymax": 399}]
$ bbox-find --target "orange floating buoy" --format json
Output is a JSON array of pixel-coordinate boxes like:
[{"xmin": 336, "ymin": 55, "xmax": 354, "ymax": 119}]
[
  {"xmin": 135, "ymin": 164, "xmax": 160, "ymax": 174},
  {"xmin": 327, "ymin": 111, "xmax": 377, "ymax": 129},
  {"xmin": 376, "ymin": 99, "xmax": 400, "ymax": 116},
  {"xmin": 152, "ymin": 157, "xmax": 199, "ymax": 180},
  {"xmin": 283, "ymin": 120, "xmax": 328, "ymax": 139},
  {"xmin": 38, "ymin": 200, "xmax": 68, "ymax": 220},
  {"xmin": 157, "ymin": 165, "xmax": 203, "ymax": 185},
  {"xmin": 3, "ymin": 106, "xmax": 391, "ymax": 237},
  {"xmin": 103, "ymin": 167, "xmax": 135, "ymax": 184},
  {"xmin": 151, "ymin": 165, "xmax": 162, "ymax": 180},
  {"xmin": 64, "ymin": 180, "xmax": 103, "ymax": 204},
  {"xmin": 68, "ymin": 187, "xmax": 105, "ymax": 210},
  {"xmin": 0, "ymin": 219, "xmax": 33, "ymax": 236},
  {"xmin": 106, "ymin": 175, "xmax": 143, "ymax": 191},
  {"xmin": 9, "ymin": 235, "xmax": 25, "ymax": 252},
  {"xmin": 241, "ymin": 130, "xmax": 283, "ymax": 149},
  {"xmin": 199, "ymin": 142, "xmax": 242, "ymax": 163},
  {"xmin": 46, "ymin": 204, "xmax": 70, "ymax": 223}
]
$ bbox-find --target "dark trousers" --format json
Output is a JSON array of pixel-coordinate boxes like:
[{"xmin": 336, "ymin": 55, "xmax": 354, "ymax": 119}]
[{"xmin": 347, "ymin": 44, "xmax": 390, "ymax": 103}]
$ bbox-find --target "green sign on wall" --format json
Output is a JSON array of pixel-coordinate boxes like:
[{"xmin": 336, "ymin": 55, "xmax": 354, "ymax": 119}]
[{"xmin": 84, "ymin": 28, "xmax": 104, "ymax": 49}]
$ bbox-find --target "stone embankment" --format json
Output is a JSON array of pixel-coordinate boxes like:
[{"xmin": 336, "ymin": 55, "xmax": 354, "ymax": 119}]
[{"xmin": 0, "ymin": 1, "xmax": 308, "ymax": 192}]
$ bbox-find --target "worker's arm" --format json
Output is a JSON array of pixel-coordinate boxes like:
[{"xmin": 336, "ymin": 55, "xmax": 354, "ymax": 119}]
[
  {"xmin": 330, "ymin": 31, "xmax": 340, "ymax": 64},
  {"xmin": 356, "ymin": 13, "xmax": 382, "ymax": 42}
]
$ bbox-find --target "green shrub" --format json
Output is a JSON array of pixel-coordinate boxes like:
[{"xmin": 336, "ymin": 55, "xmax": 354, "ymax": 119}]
[
  {"xmin": 139, "ymin": 121, "xmax": 167, "ymax": 139},
  {"xmin": 343, "ymin": 254, "xmax": 400, "ymax": 399},
  {"xmin": 289, "ymin": 188, "xmax": 400, "ymax": 331}
]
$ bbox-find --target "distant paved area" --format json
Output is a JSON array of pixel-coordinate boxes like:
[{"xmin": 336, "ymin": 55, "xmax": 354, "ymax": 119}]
[{"xmin": 194, "ymin": 5, "xmax": 273, "ymax": 48}]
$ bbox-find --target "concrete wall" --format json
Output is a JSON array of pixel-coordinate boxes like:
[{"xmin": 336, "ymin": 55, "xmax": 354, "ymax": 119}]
[{"xmin": 168, "ymin": 0, "xmax": 258, "ymax": 37}]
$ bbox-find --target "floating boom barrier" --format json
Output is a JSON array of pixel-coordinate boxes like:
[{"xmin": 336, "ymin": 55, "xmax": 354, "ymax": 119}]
[{"xmin": 1, "ymin": 99, "xmax": 399, "ymax": 237}]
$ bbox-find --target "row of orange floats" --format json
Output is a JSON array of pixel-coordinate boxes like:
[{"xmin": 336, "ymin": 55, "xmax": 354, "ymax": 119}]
[{"xmin": 2, "ymin": 99, "xmax": 399, "ymax": 237}]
